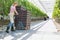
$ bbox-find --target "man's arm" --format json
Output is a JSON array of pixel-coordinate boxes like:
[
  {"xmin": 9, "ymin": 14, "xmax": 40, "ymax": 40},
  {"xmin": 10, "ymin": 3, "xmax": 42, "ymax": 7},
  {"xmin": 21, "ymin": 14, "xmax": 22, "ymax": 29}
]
[{"xmin": 15, "ymin": 8, "xmax": 18, "ymax": 15}]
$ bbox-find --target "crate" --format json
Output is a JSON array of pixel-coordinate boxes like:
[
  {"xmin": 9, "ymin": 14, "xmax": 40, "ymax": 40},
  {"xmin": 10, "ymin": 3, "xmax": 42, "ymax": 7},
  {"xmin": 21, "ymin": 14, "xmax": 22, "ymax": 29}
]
[{"xmin": 14, "ymin": 6, "xmax": 31, "ymax": 30}]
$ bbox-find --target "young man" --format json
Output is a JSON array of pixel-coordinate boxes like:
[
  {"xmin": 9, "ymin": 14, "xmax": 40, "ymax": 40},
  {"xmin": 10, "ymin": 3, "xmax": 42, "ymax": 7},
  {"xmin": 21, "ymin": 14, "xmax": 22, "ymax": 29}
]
[{"xmin": 6, "ymin": 2, "xmax": 18, "ymax": 33}]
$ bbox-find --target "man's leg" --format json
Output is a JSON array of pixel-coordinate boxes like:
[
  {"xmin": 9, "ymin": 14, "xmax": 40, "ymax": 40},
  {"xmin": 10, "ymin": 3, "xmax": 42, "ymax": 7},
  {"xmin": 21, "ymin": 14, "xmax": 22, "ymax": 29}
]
[
  {"xmin": 11, "ymin": 23, "xmax": 15, "ymax": 31},
  {"xmin": 6, "ymin": 22, "xmax": 13, "ymax": 33}
]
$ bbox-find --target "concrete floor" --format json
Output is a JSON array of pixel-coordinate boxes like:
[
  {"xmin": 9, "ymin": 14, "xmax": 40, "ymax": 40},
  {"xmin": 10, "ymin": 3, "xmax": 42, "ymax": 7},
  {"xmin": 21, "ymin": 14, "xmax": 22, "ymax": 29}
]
[{"xmin": 0, "ymin": 19, "xmax": 60, "ymax": 40}]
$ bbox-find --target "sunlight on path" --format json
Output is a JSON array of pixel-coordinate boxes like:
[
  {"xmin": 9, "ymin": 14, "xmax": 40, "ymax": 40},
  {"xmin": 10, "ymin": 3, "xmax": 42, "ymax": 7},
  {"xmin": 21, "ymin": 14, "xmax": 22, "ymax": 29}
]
[
  {"xmin": 3, "ymin": 20, "xmax": 60, "ymax": 40},
  {"xmin": 38, "ymin": 19, "xmax": 57, "ymax": 32}
]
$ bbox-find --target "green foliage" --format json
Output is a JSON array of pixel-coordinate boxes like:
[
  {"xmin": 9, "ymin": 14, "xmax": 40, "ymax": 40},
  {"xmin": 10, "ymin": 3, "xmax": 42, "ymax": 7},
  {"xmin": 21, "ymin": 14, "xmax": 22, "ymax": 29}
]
[
  {"xmin": 17, "ymin": 0, "xmax": 47, "ymax": 17},
  {"xmin": 0, "ymin": 0, "xmax": 47, "ymax": 17},
  {"xmin": 53, "ymin": 0, "xmax": 60, "ymax": 18},
  {"xmin": 0, "ymin": 0, "xmax": 15, "ymax": 15}
]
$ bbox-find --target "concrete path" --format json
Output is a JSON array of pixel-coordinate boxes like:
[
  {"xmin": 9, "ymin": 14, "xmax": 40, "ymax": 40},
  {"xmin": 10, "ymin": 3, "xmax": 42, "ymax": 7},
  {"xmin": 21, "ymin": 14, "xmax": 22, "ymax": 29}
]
[
  {"xmin": 0, "ymin": 19, "xmax": 60, "ymax": 40},
  {"xmin": 38, "ymin": 19, "xmax": 57, "ymax": 32}
]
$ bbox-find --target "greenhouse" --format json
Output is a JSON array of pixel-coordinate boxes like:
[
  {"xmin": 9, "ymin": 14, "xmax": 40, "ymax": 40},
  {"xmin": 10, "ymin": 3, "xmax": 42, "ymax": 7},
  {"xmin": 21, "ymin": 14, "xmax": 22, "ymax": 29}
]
[{"xmin": 0, "ymin": 0, "xmax": 60, "ymax": 40}]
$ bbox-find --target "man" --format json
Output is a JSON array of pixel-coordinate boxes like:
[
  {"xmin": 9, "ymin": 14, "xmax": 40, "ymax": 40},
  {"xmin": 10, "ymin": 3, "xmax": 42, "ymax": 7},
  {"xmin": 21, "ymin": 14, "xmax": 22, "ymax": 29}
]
[{"xmin": 6, "ymin": 2, "xmax": 18, "ymax": 33}]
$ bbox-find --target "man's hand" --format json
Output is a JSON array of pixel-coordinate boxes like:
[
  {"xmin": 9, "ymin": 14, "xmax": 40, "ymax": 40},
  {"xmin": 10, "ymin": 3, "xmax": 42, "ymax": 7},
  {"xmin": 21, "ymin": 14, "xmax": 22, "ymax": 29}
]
[{"xmin": 16, "ymin": 13, "xmax": 18, "ymax": 15}]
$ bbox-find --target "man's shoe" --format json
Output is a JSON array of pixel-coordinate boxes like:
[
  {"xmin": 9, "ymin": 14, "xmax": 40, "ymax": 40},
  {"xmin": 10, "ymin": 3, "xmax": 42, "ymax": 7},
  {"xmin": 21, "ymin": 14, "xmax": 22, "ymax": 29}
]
[
  {"xmin": 6, "ymin": 27, "xmax": 9, "ymax": 33},
  {"xmin": 6, "ymin": 31, "xmax": 9, "ymax": 33},
  {"xmin": 11, "ymin": 29, "xmax": 15, "ymax": 31}
]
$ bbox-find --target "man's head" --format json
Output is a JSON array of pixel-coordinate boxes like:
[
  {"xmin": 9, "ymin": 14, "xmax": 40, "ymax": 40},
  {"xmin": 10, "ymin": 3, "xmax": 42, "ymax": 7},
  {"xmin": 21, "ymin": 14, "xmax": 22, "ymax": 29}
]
[{"xmin": 13, "ymin": 2, "xmax": 18, "ymax": 6}]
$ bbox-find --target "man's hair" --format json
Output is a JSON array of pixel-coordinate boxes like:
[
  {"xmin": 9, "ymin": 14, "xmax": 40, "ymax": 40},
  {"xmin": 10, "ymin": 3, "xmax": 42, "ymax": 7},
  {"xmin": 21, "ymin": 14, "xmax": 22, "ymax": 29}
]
[{"xmin": 13, "ymin": 2, "xmax": 17, "ymax": 6}]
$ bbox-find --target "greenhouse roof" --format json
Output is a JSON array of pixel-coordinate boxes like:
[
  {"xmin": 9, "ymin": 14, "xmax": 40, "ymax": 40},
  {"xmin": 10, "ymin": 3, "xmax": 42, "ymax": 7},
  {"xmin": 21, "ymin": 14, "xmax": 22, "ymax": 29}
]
[{"xmin": 28, "ymin": 0, "xmax": 56, "ymax": 18}]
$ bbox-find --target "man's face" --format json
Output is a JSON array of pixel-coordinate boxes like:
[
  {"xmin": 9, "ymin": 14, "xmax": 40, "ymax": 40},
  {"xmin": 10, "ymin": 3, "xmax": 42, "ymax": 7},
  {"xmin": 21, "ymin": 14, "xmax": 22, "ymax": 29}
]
[{"xmin": 15, "ymin": 4, "xmax": 18, "ymax": 6}]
